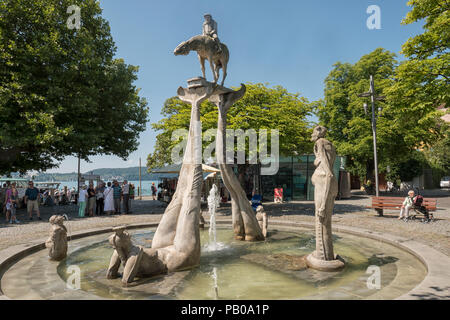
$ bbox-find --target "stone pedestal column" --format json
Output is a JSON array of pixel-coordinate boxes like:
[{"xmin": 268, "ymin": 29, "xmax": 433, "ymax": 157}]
[
  {"xmin": 151, "ymin": 77, "xmax": 215, "ymax": 271},
  {"xmin": 209, "ymin": 84, "xmax": 264, "ymax": 241}
]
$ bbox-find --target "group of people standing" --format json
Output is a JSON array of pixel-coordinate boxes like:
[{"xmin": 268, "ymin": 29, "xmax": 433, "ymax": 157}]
[{"xmin": 78, "ymin": 180, "xmax": 135, "ymax": 217}]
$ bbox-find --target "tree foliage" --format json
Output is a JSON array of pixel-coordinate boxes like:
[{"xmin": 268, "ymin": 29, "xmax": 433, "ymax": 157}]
[
  {"xmin": 318, "ymin": 0, "xmax": 449, "ymax": 181},
  {"xmin": 384, "ymin": 0, "xmax": 450, "ymax": 180},
  {"xmin": 147, "ymin": 83, "xmax": 313, "ymax": 170},
  {"xmin": 317, "ymin": 48, "xmax": 416, "ymax": 180},
  {"xmin": 423, "ymin": 122, "xmax": 450, "ymax": 174},
  {"xmin": 385, "ymin": 0, "xmax": 449, "ymax": 152},
  {"xmin": 0, "ymin": 0, "xmax": 148, "ymax": 175},
  {"xmin": 400, "ymin": 0, "xmax": 449, "ymax": 95}
]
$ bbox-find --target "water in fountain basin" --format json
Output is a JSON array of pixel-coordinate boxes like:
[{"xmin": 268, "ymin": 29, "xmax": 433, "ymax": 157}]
[
  {"xmin": 1, "ymin": 227, "xmax": 428, "ymax": 300},
  {"xmin": 212, "ymin": 267, "xmax": 219, "ymax": 299}
]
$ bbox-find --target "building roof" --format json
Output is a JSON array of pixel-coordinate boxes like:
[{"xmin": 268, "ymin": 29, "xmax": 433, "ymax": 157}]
[{"xmin": 151, "ymin": 164, "xmax": 220, "ymax": 174}]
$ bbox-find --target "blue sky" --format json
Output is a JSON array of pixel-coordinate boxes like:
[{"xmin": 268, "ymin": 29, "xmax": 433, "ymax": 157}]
[{"xmin": 47, "ymin": 0, "xmax": 424, "ymax": 173}]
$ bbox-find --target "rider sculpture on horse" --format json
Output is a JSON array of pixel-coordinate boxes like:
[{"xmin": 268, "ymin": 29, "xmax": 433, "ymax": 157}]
[
  {"xmin": 174, "ymin": 14, "xmax": 229, "ymax": 85},
  {"xmin": 202, "ymin": 14, "xmax": 222, "ymax": 53}
]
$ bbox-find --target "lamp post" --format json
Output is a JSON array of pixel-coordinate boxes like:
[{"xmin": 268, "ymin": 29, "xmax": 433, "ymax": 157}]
[
  {"xmin": 77, "ymin": 154, "xmax": 81, "ymax": 195},
  {"xmin": 358, "ymin": 75, "xmax": 385, "ymax": 199},
  {"xmin": 139, "ymin": 157, "xmax": 142, "ymax": 200}
]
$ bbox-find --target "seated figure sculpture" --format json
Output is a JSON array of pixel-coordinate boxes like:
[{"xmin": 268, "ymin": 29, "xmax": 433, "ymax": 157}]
[
  {"xmin": 45, "ymin": 215, "xmax": 68, "ymax": 261},
  {"xmin": 255, "ymin": 205, "xmax": 268, "ymax": 238},
  {"xmin": 106, "ymin": 226, "xmax": 167, "ymax": 286}
]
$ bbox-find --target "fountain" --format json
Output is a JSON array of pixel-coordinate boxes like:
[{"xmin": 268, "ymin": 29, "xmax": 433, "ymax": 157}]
[
  {"xmin": 0, "ymin": 14, "xmax": 442, "ymax": 301},
  {"xmin": 207, "ymin": 185, "xmax": 220, "ymax": 251},
  {"xmin": 0, "ymin": 226, "xmax": 430, "ymax": 299}
]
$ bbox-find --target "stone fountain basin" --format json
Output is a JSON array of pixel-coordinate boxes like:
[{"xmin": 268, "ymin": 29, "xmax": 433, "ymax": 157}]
[{"xmin": 0, "ymin": 220, "xmax": 449, "ymax": 300}]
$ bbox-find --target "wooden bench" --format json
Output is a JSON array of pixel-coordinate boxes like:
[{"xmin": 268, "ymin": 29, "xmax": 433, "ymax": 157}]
[{"xmin": 367, "ymin": 196, "xmax": 437, "ymax": 217}]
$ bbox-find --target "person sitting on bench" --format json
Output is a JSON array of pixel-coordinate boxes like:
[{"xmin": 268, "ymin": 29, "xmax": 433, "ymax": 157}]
[
  {"xmin": 412, "ymin": 193, "xmax": 431, "ymax": 221},
  {"xmin": 250, "ymin": 192, "xmax": 262, "ymax": 212},
  {"xmin": 399, "ymin": 190, "xmax": 415, "ymax": 220}
]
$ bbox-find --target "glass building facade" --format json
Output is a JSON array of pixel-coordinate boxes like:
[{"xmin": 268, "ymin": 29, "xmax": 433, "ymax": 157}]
[{"xmin": 260, "ymin": 155, "xmax": 345, "ymax": 201}]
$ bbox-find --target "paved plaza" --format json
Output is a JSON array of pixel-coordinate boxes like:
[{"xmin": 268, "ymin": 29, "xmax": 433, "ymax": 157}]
[{"xmin": 1, "ymin": 190, "xmax": 449, "ymax": 257}]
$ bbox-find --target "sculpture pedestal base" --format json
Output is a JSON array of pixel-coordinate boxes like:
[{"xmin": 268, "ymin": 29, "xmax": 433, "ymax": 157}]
[{"xmin": 306, "ymin": 252, "xmax": 345, "ymax": 272}]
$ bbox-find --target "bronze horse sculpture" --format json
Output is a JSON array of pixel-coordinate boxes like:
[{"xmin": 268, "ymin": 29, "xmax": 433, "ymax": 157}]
[{"xmin": 174, "ymin": 35, "xmax": 229, "ymax": 86}]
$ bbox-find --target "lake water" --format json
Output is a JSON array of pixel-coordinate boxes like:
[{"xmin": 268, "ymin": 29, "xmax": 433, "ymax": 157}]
[{"xmin": 49, "ymin": 180, "xmax": 161, "ymax": 196}]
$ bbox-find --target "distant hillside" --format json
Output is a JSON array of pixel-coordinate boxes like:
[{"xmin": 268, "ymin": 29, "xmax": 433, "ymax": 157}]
[{"xmin": 31, "ymin": 166, "xmax": 175, "ymax": 182}]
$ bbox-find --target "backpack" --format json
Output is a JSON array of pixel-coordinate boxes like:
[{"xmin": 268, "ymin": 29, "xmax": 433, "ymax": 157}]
[{"xmin": 414, "ymin": 195, "xmax": 424, "ymax": 206}]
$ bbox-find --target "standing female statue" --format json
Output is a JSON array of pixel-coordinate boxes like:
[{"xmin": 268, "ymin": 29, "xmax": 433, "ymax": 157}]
[{"xmin": 306, "ymin": 126, "xmax": 345, "ymax": 271}]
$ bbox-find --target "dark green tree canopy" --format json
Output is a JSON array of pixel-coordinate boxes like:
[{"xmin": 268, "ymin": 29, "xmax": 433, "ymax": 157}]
[
  {"xmin": 147, "ymin": 83, "xmax": 313, "ymax": 170},
  {"xmin": 386, "ymin": 0, "xmax": 450, "ymax": 180},
  {"xmin": 317, "ymin": 48, "xmax": 407, "ymax": 179},
  {"xmin": 0, "ymin": 0, "xmax": 148, "ymax": 175},
  {"xmin": 317, "ymin": 0, "xmax": 449, "ymax": 182},
  {"xmin": 385, "ymin": 0, "xmax": 449, "ymax": 143}
]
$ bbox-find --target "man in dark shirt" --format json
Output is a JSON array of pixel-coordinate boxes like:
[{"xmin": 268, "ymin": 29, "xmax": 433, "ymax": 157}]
[
  {"xmin": 112, "ymin": 180, "xmax": 122, "ymax": 214},
  {"xmin": 25, "ymin": 181, "xmax": 41, "ymax": 220},
  {"xmin": 95, "ymin": 182, "xmax": 106, "ymax": 215}
]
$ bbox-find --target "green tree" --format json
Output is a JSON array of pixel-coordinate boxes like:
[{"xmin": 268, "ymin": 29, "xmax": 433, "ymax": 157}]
[
  {"xmin": 386, "ymin": 150, "xmax": 427, "ymax": 182},
  {"xmin": 147, "ymin": 83, "xmax": 313, "ymax": 170},
  {"xmin": 390, "ymin": 0, "xmax": 449, "ymax": 108},
  {"xmin": 383, "ymin": 0, "xmax": 450, "ymax": 182},
  {"xmin": 0, "ymin": 0, "xmax": 148, "ymax": 175},
  {"xmin": 424, "ymin": 122, "xmax": 450, "ymax": 174},
  {"xmin": 317, "ymin": 48, "xmax": 414, "ymax": 181}
]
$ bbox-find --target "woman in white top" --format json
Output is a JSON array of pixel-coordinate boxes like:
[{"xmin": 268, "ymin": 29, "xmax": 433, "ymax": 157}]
[
  {"xmin": 399, "ymin": 190, "xmax": 415, "ymax": 220},
  {"xmin": 103, "ymin": 182, "xmax": 114, "ymax": 215},
  {"xmin": 78, "ymin": 185, "xmax": 88, "ymax": 217}
]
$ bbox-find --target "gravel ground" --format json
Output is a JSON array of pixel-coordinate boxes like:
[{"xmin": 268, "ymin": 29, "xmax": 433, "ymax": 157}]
[{"xmin": 1, "ymin": 191, "xmax": 449, "ymax": 257}]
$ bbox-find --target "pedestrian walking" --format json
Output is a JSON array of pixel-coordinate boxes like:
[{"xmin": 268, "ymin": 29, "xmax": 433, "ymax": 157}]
[
  {"xmin": 103, "ymin": 182, "xmax": 114, "ymax": 215},
  {"xmin": 129, "ymin": 183, "xmax": 134, "ymax": 213},
  {"xmin": 112, "ymin": 180, "xmax": 122, "ymax": 214},
  {"xmin": 151, "ymin": 182, "xmax": 157, "ymax": 201},
  {"xmin": 122, "ymin": 180, "xmax": 130, "ymax": 214},
  {"xmin": 87, "ymin": 183, "xmax": 96, "ymax": 217},
  {"xmin": 70, "ymin": 187, "xmax": 76, "ymax": 203},
  {"xmin": 1, "ymin": 183, "xmax": 8, "ymax": 218},
  {"xmin": 5, "ymin": 183, "xmax": 20, "ymax": 224},
  {"xmin": 95, "ymin": 182, "xmax": 106, "ymax": 215},
  {"xmin": 78, "ymin": 185, "xmax": 88, "ymax": 217},
  {"xmin": 25, "ymin": 181, "xmax": 42, "ymax": 220}
]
